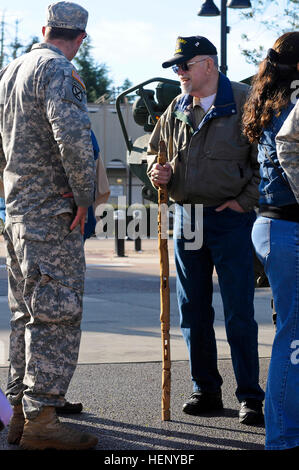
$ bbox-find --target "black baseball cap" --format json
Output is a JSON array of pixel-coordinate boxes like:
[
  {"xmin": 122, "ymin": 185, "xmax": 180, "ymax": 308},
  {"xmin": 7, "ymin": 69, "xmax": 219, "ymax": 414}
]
[{"xmin": 162, "ymin": 36, "xmax": 217, "ymax": 68}]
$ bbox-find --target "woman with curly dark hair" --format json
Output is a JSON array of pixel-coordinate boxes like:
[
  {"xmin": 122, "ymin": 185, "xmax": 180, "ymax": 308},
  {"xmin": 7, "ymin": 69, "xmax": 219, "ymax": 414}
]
[{"xmin": 243, "ymin": 32, "xmax": 299, "ymax": 451}]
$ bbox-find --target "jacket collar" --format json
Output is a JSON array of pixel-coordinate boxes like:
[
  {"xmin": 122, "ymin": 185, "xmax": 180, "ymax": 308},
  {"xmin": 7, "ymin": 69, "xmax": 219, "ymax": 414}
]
[
  {"xmin": 31, "ymin": 42, "xmax": 67, "ymax": 59},
  {"xmin": 173, "ymin": 72, "xmax": 237, "ymax": 130}
]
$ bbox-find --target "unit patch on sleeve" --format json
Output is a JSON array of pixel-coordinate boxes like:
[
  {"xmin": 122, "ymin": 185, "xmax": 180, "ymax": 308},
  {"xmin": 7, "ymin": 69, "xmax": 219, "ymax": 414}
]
[
  {"xmin": 72, "ymin": 70, "xmax": 86, "ymax": 102},
  {"xmin": 61, "ymin": 68, "xmax": 87, "ymax": 110},
  {"xmin": 72, "ymin": 83, "xmax": 83, "ymax": 102}
]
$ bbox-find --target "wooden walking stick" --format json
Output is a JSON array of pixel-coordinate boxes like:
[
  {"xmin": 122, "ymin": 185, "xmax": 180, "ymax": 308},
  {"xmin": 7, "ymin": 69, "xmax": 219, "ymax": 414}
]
[{"xmin": 157, "ymin": 140, "xmax": 171, "ymax": 421}]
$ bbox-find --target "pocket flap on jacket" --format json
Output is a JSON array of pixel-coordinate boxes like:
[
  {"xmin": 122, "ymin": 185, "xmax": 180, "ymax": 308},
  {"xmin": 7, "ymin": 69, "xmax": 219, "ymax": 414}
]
[{"xmin": 21, "ymin": 226, "xmax": 50, "ymax": 242}]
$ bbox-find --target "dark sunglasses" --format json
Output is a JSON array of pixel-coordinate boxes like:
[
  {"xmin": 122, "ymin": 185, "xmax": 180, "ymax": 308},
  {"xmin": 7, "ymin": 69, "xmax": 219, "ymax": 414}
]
[{"xmin": 172, "ymin": 57, "xmax": 208, "ymax": 74}]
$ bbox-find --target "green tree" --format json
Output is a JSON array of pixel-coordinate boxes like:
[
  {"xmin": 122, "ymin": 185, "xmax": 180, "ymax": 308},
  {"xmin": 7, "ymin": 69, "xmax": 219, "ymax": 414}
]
[
  {"xmin": 22, "ymin": 36, "xmax": 40, "ymax": 54},
  {"xmin": 73, "ymin": 36, "xmax": 112, "ymax": 102},
  {"xmin": 121, "ymin": 78, "xmax": 133, "ymax": 92},
  {"xmin": 240, "ymin": 0, "xmax": 299, "ymax": 66},
  {"xmin": 116, "ymin": 78, "xmax": 136, "ymax": 103}
]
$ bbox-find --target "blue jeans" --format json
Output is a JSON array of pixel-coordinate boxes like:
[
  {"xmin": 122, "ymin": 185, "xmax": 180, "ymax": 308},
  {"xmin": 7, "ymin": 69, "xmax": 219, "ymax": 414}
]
[
  {"xmin": 174, "ymin": 204, "xmax": 264, "ymax": 402},
  {"xmin": 252, "ymin": 216, "xmax": 299, "ymax": 450},
  {"xmin": 0, "ymin": 197, "xmax": 5, "ymax": 222}
]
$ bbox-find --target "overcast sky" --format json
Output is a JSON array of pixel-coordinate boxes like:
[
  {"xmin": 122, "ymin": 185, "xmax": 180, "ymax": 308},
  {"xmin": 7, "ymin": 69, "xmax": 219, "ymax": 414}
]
[{"xmin": 0, "ymin": 0, "xmax": 293, "ymax": 87}]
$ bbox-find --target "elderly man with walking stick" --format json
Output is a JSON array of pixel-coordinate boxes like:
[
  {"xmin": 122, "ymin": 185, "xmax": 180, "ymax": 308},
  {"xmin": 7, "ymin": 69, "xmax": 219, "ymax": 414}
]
[{"xmin": 148, "ymin": 35, "xmax": 264, "ymax": 425}]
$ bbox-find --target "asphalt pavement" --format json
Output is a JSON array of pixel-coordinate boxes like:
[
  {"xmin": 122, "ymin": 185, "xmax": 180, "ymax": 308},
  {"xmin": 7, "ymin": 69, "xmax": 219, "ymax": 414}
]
[{"xmin": 0, "ymin": 236, "xmax": 291, "ymax": 461}]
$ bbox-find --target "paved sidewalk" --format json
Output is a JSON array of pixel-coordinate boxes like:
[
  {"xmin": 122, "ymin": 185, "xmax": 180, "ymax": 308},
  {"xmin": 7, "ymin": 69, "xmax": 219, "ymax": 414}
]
[
  {"xmin": 0, "ymin": 237, "xmax": 280, "ymax": 456},
  {"xmin": 0, "ymin": 360, "xmax": 269, "ymax": 453},
  {"xmin": 0, "ymin": 237, "xmax": 276, "ymax": 365}
]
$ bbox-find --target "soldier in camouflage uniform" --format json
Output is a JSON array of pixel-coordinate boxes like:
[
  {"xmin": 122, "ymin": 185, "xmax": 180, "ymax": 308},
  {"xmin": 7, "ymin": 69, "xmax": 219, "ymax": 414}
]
[{"xmin": 0, "ymin": 2, "xmax": 98, "ymax": 450}]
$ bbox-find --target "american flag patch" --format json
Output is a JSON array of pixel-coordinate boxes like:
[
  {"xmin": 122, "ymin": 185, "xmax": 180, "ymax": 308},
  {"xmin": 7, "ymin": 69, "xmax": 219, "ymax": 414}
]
[{"xmin": 72, "ymin": 70, "xmax": 86, "ymax": 90}]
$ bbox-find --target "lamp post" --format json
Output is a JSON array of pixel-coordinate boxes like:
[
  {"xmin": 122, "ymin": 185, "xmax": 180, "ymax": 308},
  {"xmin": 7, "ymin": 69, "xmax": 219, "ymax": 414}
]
[{"xmin": 197, "ymin": 0, "xmax": 252, "ymax": 75}]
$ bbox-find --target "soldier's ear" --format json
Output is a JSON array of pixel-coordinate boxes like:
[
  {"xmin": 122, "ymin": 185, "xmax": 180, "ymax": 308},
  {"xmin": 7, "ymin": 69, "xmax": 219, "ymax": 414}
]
[
  {"xmin": 42, "ymin": 26, "xmax": 46, "ymax": 38},
  {"xmin": 77, "ymin": 32, "xmax": 86, "ymax": 46}
]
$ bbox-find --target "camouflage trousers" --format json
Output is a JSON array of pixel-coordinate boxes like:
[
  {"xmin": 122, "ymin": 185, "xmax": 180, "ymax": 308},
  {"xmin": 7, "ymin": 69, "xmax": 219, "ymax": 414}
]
[{"xmin": 3, "ymin": 213, "xmax": 85, "ymax": 419}]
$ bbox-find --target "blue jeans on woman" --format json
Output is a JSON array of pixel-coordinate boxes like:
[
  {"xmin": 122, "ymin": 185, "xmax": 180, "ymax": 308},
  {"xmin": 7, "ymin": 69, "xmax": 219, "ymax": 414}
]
[
  {"xmin": 252, "ymin": 216, "xmax": 299, "ymax": 450},
  {"xmin": 174, "ymin": 204, "xmax": 264, "ymax": 402},
  {"xmin": 0, "ymin": 197, "xmax": 5, "ymax": 222}
]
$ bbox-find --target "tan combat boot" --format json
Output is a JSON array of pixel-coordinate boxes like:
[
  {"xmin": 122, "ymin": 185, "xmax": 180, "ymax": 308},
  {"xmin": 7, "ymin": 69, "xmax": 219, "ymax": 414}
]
[
  {"xmin": 20, "ymin": 406, "xmax": 98, "ymax": 450},
  {"xmin": 7, "ymin": 404, "xmax": 25, "ymax": 445}
]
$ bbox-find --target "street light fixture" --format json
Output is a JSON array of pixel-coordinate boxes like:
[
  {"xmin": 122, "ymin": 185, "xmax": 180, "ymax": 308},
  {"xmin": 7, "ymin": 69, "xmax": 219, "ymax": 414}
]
[
  {"xmin": 227, "ymin": 0, "xmax": 252, "ymax": 7},
  {"xmin": 197, "ymin": 0, "xmax": 252, "ymax": 75},
  {"xmin": 198, "ymin": 0, "xmax": 220, "ymax": 15}
]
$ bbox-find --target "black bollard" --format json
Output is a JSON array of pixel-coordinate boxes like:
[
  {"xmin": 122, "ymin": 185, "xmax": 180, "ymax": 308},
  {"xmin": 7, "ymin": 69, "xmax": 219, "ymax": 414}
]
[
  {"xmin": 113, "ymin": 210, "xmax": 125, "ymax": 257},
  {"xmin": 133, "ymin": 209, "xmax": 142, "ymax": 252}
]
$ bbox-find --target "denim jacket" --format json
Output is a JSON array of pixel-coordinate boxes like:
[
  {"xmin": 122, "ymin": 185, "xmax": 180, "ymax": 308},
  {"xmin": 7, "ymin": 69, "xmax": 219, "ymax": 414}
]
[{"xmin": 258, "ymin": 102, "xmax": 297, "ymax": 207}]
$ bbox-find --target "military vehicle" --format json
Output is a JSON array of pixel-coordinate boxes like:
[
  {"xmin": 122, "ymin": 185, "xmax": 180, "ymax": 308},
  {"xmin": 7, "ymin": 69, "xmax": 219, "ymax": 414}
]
[{"xmin": 116, "ymin": 77, "xmax": 181, "ymax": 205}]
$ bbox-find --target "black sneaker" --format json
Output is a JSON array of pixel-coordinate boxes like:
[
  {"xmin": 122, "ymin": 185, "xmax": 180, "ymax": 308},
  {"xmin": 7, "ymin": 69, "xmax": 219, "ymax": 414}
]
[
  {"xmin": 239, "ymin": 399, "xmax": 264, "ymax": 425},
  {"xmin": 182, "ymin": 391, "xmax": 223, "ymax": 415},
  {"xmin": 56, "ymin": 401, "xmax": 83, "ymax": 415}
]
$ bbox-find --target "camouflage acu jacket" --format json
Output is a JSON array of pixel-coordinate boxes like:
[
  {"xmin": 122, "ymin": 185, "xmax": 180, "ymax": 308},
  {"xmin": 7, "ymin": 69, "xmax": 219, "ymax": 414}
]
[{"xmin": 0, "ymin": 42, "xmax": 95, "ymax": 221}]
